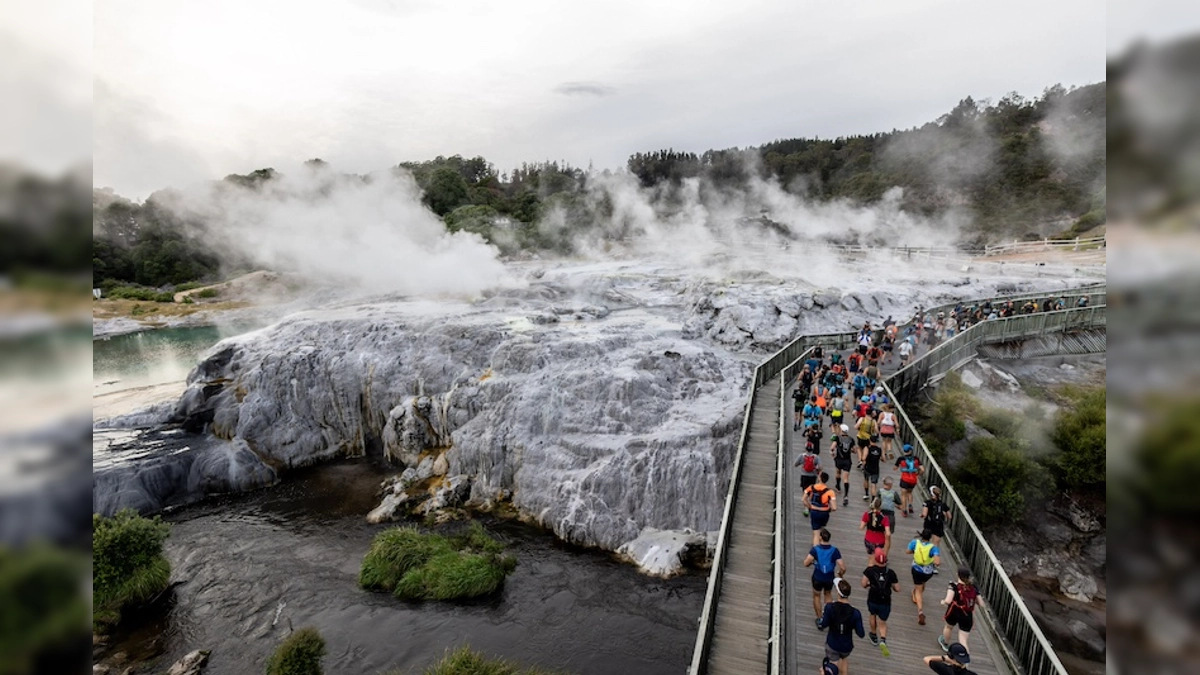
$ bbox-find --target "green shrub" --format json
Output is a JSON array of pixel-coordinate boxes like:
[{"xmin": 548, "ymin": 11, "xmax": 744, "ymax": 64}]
[
  {"xmin": 195, "ymin": 287, "xmax": 220, "ymax": 299},
  {"xmin": 974, "ymin": 408, "xmax": 1021, "ymax": 439},
  {"xmin": 0, "ymin": 546, "xmax": 89, "ymax": 675},
  {"xmin": 105, "ymin": 285, "xmax": 175, "ymax": 303},
  {"xmin": 1126, "ymin": 397, "xmax": 1200, "ymax": 518},
  {"xmin": 1049, "ymin": 387, "xmax": 1105, "ymax": 492},
  {"xmin": 407, "ymin": 645, "xmax": 564, "ymax": 675},
  {"xmin": 266, "ymin": 627, "xmax": 325, "ymax": 675},
  {"xmin": 172, "ymin": 281, "xmax": 207, "ymax": 292},
  {"xmin": 92, "ymin": 510, "xmax": 171, "ymax": 631},
  {"xmin": 954, "ymin": 437, "xmax": 1050, "ymax": 526},
  {"xmin": 360, "ymin": 524, "xmax": 515, "ymax": 601}
]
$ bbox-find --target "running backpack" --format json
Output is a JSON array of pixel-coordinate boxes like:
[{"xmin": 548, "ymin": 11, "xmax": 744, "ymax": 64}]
[
  {"xmin": 803, "ymin": 453, "xmax": 817, "ymax": 473},
  {"xmin": 869, "ymin": 568, "xmax": 892, "ymax": 596},
  {"xmin": 809, "ymin": 487, "xmax": 832, "ymax": 511},
  {"xmin": 902, "ymin": 457, "xmax": 917, "ymax": 474},
  {"xmin": 913, "ymin": 541, "xmax": 935, "ymax": 566},
  {"xmin": 830, "ymin": 603, "xmax": 857, "ymax": 635},
  {"xmin": 926, "ymin": 501, "xmax": 946, "ymax": 525},
  {"xmin": 814, "ymin": 546, "xmax": 837, "ymax": 575},
  {"xmin": 952, "ymin": 583, "xmax": 979, "ymax": 613},
  {"xmin": 867, "ymin": 511, "xmax": 885, "ymax": 531}
]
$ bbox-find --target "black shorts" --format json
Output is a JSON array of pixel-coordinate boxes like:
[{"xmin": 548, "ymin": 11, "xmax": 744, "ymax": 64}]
[
  {"xmin": 881, "ymin": 511, "xmax": 896, "ymax": 533},
  {"xmin": 834, "ymin": 458, "xmax": 852, "ymax": 472},
  {"xmin": 800, "ymin": 474, "xmax": 817, "ymax": 491},
  {"xmin": 912, "ymin": 568, "xmax": 934, "ymax": 586},
  {"xmin": 867, "ymin": 600, "xmax": 892, "ymax": 621},
  {"xmin": 881, "ymin": 431, "xmax": 895, "ymax": 439},
  {"xmin": 811, "ymin": 510, "xmax": 831, "ymax": 530},
  {"xmin": 857, "ymin": 345, "xmax": 868, "ymax": 355},
  {"xmin": 899, "ymin": 479, "xmax": 917, "ymax": 491},
  {"xmin": 857, "ymin": 437, "xmax": 870, "ymax": 449},
  {"xmin": 864, "ymin": 539, "xmax": 883, "ymax": 554},
  {"xmin": 813, "ymin": 577, "xmax": 834, "ymax": 592},
  {"xmin": 924, "ymin": 521, "xmax": 945, "ymax": 538},
  {"xmin": 945, "ymin": 607, "xmax": 974, "ymax": 631},
  {"xmin": 883, "ymin": 344, "xmax": 893, "ymax": 352},
  {"xmin": 862, "ymin": 470, "xmax": 879, "ymax": 484},
  {"xmin": 825, "ymin": 644, "xmax": 852, "ymax": 661}
]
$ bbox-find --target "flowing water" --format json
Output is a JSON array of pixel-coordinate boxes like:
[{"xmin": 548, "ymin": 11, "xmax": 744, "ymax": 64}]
[{"xmin": 103, "ymin": 458, "xmax": 705, "ymax": 674}]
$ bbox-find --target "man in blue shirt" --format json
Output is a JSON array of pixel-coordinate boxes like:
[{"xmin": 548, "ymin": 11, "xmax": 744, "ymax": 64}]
[{"xmin": 804, "ymin": 528, "xmax": 846, "ymax": 624}]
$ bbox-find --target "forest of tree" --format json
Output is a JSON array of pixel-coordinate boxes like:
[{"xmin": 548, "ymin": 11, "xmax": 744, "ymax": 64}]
[{"xmin": 92, "ymin": 82, "xmax": 1106, "ymax": 289}]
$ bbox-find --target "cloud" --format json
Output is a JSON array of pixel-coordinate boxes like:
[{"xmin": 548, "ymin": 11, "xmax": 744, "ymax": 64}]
[{"xmin": 553, "ymin": 81, "xmax": 617, "ymax": 97}]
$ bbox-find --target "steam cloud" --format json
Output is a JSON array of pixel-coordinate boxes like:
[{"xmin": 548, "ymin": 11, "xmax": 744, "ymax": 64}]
[{"xmin": 161, "ymin": 165, "xmax": 514, "ymax": 297}]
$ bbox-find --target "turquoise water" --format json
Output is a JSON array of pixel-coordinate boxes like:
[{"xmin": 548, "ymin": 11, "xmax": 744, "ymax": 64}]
[{"xmin": 93, "ymin": 324, "xmax": 261, "ymax": 394}]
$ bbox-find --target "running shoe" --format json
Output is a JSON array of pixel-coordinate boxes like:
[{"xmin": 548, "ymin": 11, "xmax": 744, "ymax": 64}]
[
  {"xmin": 938, "ymin": 635, "xmax": 950, "ymax": 652},
  {"xmin": 803, "ymin": 509, "xmax": 810, "ymax": 517},
  {"xmin": 863, "ymin": 493, "xmax": 870, "ymax": 500},
  {"xmin": 843, "ymin": 497, "xmax": 849, "ymax": 506},
  {"xmin": 816, "ymin": 617, "xmax": 825, "ymax": 630},
  {"xmin": 918, "ymin": 611, "xmax": 926, "ymax": 625},
  {"xmin": 869, "ymin": 633, "xmax": 879, "ymax": 646},
  {"xmin": 880, "ymin": 640, "xmax": 890, "ymax": 657}
]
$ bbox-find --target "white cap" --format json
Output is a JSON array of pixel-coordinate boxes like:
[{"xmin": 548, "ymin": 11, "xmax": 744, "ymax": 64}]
[{"xmin": 840, "ymin": 424, "xmax": 849, "ymax": 433}]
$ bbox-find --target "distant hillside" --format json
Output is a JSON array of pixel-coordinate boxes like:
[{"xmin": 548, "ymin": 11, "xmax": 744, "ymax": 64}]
[
  {"xmin": 92, "ymin": 82, "xmax": 1105, "ymax": 288},
  {"xmin": 627, "ymin": 83, "xmax": 1106, "ymax": 240}
]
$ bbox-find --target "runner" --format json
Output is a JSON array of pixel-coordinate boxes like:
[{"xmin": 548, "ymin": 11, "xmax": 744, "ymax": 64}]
[
  {"xmin": 828, "ymin": 388, "xmax": 847, "ymax": 435},
  {"xmin": 856, "ymin": 323, "xmax": 873, "ymax": 355},
  {"xmin": 922, "ymin": 486, "xmax": 952, "ymax": 548},
  {"xmin": 940, "ymin": 567, "xmax": 982, "ymax": 653},
  {"xmin": 804, "ymin": 395, "xmax": 824, "ymax": 434},
  {"xmin": 830, "ymin": 425, "xmax": 854, "ymax": 507},
  {"xmin": 861, "ymin": 440, "xmax": 883, "ymax": 502},
  {"xmin": 944, "ymin": 312, "xmax": 958, "ymax": 340},
  {"xmin": 878, "ymin": 404, "xmax": 898, "ymax": 459},
  {"xmin": 804, "ymin": 528, "xmax": 846, "ymax": 622},
  {"xmin": 898, "ymin": 336, "xmax": 914, "ymax": 367},
  {"xmin": 923, "ymin": 643, "xmax": 974, "ymax": 675},
  {"xmin": 859, "ymin": 497, "xmax": 891, "ymax": 555},
  {"xmin": 861, "ymin": 549, "xmax": 900, "ymax": 657},
  {"xmin": 896, "ymin": 445, "xmax": 923, "ymax": 516},
  {"xmin": 847, "ymin": 350, "xmax": 863, "ymax": 378},
  {"xmin": 852, "ymin": 371, "xmax": 869, "ymax": 401},
  {"xmin": 877, "ymin": 477, "xmax": 902, "ymax": 543},
  {"xmin": 866, "ymin": 342, "xmax": 883, "ymax": 369},
  {"xmin": 817, "ymin": 578, "xmax": 865, "ymax": 675},
  {"xmin": 805, "ymin": 472, "xmax": 838, "ymax": 545},
  {"xmin": 854, "ymin": 411, "xmax": 876, "ymax": 469},
  {"xmin": 796, "ymin": 439, "xmax": 822, "ymax": 498},
  {"xmin": 881, "ymin": 332, "xmax": 895, "ymax": 365},
  {"xmin": 793, "ymin": 375, "xmax": 808, "ymax": 431},
  {"xmin": 908, "ymin": 529, "xmax": 941, "ymax": 626}
]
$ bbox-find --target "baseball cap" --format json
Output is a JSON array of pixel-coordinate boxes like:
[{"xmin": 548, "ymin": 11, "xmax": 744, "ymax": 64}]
[
  {"xmin": 948, "ymin": 643, "xmax": 970, "ymax": 665},
  {"xmin": 861, "ymin": 396, "xmax": 870, "ymax": 402},
  {"xmin": 822, "ymin": 657, "xmax": 840, "ymax": 675},
  {"xmin": 874, "ymin": 550, "xmax": 887, "ymax": 565},
  {"xmin": 840, "ymin": 424, "xmax": 849, "ymax": 433},
  {"xmin": 902, "ymin": 444, "xmax": 913, "ymax": 454}
]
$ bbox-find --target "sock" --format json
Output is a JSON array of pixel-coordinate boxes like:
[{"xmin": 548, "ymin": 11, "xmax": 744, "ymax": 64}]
[
  {"xmin": 835, "ymin": 478, "xmax": 842, "ymax": 490},
  {"xmin": 843, "ymin": 484, "xmax": 850, "ymax": 497}
]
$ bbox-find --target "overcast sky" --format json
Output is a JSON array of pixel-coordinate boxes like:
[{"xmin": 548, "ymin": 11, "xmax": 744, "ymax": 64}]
[{"xmin": 87, "ymin": 0, "xmax": 1119, "ymax": 199}]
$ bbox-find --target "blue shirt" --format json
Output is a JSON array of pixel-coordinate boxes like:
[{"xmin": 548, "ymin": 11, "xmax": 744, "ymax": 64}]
[{"xmin": 809, "ymin": 544, "xmax": 842, "ymax": 582}]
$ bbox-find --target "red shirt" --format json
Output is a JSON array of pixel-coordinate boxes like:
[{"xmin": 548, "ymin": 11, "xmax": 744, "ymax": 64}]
[{"xmin": 862, "ymin": 512, "xmax": 890, "ymax": 545}]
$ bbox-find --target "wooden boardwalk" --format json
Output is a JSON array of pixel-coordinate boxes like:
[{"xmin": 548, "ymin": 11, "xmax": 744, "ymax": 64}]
[
  {"xmin": 783, "ymin": 351, "xmax": 1012, "ymax": 675},
  {"xmin": 705, "ymin": 375, "xmax": 781, "ymax": 675}
]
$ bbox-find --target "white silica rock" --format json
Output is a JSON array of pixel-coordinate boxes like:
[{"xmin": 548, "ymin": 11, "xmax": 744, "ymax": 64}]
[
  {"xmin": 95, "ymin": 257, "xmax": 1093, "ymax": 553},
  {"xmin": 617, "ymin": 527, "xmax": 710, "ymax": 577}
]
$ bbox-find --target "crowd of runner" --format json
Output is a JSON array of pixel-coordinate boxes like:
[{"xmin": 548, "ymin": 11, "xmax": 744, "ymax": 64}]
[{"xmin": 793, "ymin": 316, "xmax": 988, "ymax": 675}]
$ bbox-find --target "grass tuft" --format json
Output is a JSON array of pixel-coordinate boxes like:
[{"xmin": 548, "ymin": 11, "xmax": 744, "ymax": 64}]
[
  {"xmin": 266, "ymin": 627, "xmax": 326, "ymax": 675},
  {"xmin": 360, "ymin": 523, "xmax": 515, "ymax": 601}
]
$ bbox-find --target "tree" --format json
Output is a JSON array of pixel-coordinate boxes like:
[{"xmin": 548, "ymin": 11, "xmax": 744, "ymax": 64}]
[{"xmin": 423, "ymin": 167, "xmax": 470, "ymax": 216}]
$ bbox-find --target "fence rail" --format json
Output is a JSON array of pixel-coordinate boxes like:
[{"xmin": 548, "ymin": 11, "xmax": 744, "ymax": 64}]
[{"xmin": 983, "ymin": 235, "xmax": 1106, "ymax": 255}]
